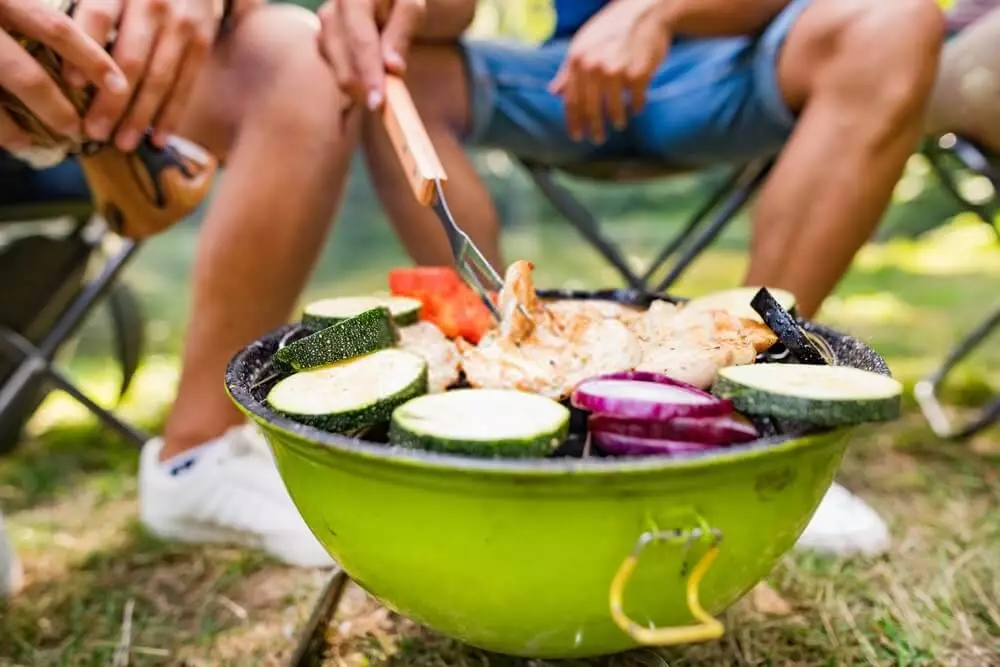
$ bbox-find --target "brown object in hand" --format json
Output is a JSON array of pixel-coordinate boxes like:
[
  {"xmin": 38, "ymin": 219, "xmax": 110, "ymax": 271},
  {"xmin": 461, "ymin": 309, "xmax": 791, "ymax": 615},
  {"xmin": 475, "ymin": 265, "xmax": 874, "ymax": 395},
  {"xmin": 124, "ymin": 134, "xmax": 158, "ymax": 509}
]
[
  {"xmin": 0, "ymin": 28, "xmax": 218, "ymax": 240},
  {"xmin": 78, "ymin": 135, "xmax": 217, "ymax": 239}
]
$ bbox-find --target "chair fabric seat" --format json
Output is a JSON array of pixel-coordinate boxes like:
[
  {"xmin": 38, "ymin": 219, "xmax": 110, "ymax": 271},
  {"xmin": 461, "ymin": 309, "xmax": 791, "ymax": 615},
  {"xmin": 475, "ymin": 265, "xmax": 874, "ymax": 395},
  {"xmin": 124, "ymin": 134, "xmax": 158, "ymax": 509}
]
[{"xmin": 0, "ymin": 154, "xmax": 93, "ymax": 223}]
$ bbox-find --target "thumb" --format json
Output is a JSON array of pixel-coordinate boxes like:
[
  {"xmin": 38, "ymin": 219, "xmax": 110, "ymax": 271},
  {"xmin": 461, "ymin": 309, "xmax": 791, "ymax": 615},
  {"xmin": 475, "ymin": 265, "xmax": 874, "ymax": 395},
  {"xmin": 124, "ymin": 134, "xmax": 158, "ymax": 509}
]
[{"xmin": 380, "ymin": 0, "xmax": 425, "ymax": 74}]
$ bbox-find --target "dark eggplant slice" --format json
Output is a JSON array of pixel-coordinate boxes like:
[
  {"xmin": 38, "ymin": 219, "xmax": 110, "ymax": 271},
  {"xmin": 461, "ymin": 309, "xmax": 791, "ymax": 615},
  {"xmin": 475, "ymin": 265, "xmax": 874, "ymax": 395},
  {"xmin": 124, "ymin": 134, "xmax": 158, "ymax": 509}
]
[{"xmin": 750, "ymin": 287, "xmax": 828, "ymax": 365}]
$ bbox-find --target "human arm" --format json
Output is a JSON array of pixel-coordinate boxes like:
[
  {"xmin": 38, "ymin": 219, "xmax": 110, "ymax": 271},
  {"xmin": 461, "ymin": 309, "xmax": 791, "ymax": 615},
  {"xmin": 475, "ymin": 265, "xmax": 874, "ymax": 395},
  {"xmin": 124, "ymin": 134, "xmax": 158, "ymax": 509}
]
[
  {"xmin": 0, "ymin": 0, "xmax": 126, "ymax": 151},
  {"xmin": 319, "ymin": 0, "xmax": 475, "ymax": 111}
]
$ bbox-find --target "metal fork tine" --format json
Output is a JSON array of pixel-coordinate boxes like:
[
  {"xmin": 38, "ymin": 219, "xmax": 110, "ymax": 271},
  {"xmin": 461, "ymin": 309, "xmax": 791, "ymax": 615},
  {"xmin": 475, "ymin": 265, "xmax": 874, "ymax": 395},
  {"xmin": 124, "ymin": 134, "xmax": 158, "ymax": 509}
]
[
  {"xmin": 460, "ymin": 243, "xmax": 536, "ymax": 323},
  {"xmin": 430, "ymin": 180, "xmax": 534, "ymax": 325},
  {"xmin": 456, "ymin": 258, "xmax": 503, "ymax": 321},
  {"xmin": 458, "ymin": 240, "xmax": 504, "ymax": 292}
]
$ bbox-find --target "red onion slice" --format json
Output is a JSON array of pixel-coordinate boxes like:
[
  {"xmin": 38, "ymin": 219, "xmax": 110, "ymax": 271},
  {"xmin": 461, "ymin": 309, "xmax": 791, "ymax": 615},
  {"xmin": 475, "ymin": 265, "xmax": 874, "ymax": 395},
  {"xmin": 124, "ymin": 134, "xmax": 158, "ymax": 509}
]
[
  {"xmin": 589, "ymin": 414, "xmax": 758, "ymax": 445},
  {"xmin": 592, "ymin": 431, "xmax": 719, "ymax": 457},
  {"xmin": 572, "ymin": 371, "xmax": 731, "ymax": 421}
]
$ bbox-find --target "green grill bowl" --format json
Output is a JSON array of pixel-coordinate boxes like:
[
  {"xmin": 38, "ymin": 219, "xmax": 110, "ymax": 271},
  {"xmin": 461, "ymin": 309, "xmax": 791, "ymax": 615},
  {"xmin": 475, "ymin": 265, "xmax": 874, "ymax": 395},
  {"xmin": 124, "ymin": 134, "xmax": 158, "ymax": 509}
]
[{"xmin": 225, "ymin": 289, "xmax": 892, "ymax": 659}]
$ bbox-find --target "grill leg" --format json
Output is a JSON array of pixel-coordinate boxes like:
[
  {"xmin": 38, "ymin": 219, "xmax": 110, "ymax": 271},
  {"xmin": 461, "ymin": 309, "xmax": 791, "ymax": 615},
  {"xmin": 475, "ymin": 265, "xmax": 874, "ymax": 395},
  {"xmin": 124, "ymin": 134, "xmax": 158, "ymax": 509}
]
[{"xmin": 287, "ymin": 569, "xmax": 349, "ymax": 667}]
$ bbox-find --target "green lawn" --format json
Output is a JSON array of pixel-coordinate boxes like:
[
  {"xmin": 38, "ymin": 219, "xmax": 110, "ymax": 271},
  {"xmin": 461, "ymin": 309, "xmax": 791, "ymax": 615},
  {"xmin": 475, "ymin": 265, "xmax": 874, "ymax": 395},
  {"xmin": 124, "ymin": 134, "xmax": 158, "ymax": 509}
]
[{"xmin": 2, "ymin": 207, "xmax": 1000, "ymax": 665}]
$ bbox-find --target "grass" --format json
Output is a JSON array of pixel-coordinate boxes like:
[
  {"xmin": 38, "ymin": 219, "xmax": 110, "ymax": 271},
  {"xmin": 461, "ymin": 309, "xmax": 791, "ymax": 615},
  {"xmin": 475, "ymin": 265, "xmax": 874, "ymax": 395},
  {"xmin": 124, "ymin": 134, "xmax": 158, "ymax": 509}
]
[{"xmin": 3, "ymin": 214, "xmax": 1000, "ymax": 665}]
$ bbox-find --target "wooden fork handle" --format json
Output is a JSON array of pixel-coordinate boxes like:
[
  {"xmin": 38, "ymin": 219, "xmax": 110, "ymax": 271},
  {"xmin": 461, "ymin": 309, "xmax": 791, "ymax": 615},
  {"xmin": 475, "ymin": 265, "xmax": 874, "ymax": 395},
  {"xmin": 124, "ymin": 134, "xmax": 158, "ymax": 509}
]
[{"xmin": 382, "ymin": 75, "xmax": 447, "ymax": 206}]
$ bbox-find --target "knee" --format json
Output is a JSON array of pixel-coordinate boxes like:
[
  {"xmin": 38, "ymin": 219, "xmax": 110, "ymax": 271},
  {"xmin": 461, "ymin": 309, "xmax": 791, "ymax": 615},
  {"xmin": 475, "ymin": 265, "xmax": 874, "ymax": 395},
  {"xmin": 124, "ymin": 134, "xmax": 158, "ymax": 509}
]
[
  {"xmin": 403, "ymin": 43, "xmax": 470, "ymax": 134},
  {"xmin": 217, "ymin": 5, "xmax": 356, "ymax": 144},
  {"xmin": 794, "ymin": 0, "xmax": 946, "ymax": 121}
]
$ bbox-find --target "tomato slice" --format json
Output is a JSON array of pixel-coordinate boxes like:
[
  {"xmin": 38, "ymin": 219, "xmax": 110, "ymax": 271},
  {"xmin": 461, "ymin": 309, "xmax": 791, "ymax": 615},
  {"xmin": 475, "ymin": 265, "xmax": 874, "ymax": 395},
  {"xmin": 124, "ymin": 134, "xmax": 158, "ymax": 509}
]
[
  {"xmin": 448, "ymin": 292, "xmax": 493, "ymax": 343},
  {"xmin": 458, "ymin": 309, "xmax": 493, "ymax": 343},
  {"xmin": 387, "ymin": 266, "xmax": 498, "ymax": 342},
  {"xmin": 429, "ymin": 299, "xmax": 463, "ymax": 339},
  {"xmin": 388, "ymin": 267, "xmax": 463, "ymax": 297}
]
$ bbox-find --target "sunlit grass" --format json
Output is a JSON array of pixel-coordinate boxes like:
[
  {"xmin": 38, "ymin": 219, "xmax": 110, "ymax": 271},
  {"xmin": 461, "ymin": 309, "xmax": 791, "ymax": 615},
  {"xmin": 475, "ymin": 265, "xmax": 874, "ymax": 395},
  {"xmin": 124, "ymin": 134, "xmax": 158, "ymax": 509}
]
[
  {"xmin": 25, "ymin": 357, "xmax": 180, "ymax": 438},
  {"xmin": 856, "ymin": 220, "xmax": 1000, "ymax": 278}
]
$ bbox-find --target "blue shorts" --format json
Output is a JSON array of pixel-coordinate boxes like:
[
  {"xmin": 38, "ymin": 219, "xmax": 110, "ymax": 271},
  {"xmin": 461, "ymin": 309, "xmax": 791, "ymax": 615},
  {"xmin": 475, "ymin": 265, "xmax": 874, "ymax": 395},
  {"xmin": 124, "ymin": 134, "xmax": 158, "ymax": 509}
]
[{"xmin": 461, "ymin": 0, "xmax": 811, "ymax": 168}]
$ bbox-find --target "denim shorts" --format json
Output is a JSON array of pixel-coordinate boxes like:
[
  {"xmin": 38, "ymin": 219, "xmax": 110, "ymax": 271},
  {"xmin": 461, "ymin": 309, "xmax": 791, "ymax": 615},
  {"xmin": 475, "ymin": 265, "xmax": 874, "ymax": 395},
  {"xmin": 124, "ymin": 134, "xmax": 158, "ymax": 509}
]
[
  {"xmin": 461, "ymin": 0, "xmax": 812, "ymax": 168},
  {"xmin": 0, "ymin": 153, "xmax": 90, "ymax": 206}
]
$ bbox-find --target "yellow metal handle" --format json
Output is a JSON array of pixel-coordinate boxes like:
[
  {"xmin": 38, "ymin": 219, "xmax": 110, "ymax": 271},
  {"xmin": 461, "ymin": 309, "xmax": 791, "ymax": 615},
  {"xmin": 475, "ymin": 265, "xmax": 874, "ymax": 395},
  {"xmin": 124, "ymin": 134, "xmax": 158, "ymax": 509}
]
[{"xmin": 609, "ymin": 528, "xmax": 724, "ymax": 646}]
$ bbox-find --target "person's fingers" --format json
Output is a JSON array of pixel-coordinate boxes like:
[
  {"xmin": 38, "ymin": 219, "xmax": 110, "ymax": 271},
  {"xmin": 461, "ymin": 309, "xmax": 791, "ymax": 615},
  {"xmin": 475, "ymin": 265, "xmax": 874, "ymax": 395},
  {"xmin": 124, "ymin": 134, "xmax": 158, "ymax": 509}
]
[
  {"xmin": 0, "ymin": 0, "xmax": 127, "ymax": 95},
  {"xmin": 115, "ymin": 25, "xmax": 191, "ymax": 151},
  {"xmin": 151, "ymin": 35, "xmax": 207, "ymax": 146},
  {"xmin": 0, "ymin": 29, "xmax": 82, "ymax": 139},
  {"xmin": 341, "ymin": 0, "xmax": 385, "ymax": 109},
  {"xmin": 562, "ymin": 62, "xmax": 583, "ymax": 142},
  {"xmin": 0, "ymin": 107, "xmax": 35, "ymax": 152},
  {"xmin": 84, "ymin": 0, "xmax": 164, "ymax": 141},
  {"xmin": 604, "ymin": 73, "xmax": 627, "ymax": 132},
  {"xmin": 626, "ymin": 67, "xmax": 650, "ymax": 116},
  {"xmin": 63, "ymin": 0, "xmax": 123, "ymax": 88},
  {"xmin": 380, "ymin": 0, "xmax": 424, "ymax": 74},
  {"xmin": 318, "ymin": 1, "xmax": 360, "ymax": 102},
  {"xmin": 578, "ymin": 64, "xmax": 605, "ymax": 144},
  {"xmin": 548, "ymin": 64, "xmax": 568, "ymax": 96}
]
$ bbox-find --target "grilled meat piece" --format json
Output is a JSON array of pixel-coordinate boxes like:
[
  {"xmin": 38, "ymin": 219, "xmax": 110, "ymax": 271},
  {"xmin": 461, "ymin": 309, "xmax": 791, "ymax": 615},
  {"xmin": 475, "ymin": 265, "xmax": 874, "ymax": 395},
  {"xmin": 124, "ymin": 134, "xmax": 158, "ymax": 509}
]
[{"xmin": 397, "ymin": 321, "xmax": 462, "ymax": 392}]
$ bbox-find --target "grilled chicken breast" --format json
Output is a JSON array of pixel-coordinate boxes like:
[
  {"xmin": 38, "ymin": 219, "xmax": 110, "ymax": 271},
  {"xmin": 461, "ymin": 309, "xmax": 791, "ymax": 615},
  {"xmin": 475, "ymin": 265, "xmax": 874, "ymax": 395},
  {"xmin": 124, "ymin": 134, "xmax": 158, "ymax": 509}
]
[
  {"xmin": 460, "ymin": 260, "xmax": 779, "ymax": 395},
  {"xmin": 397, "ymin": 321, "xmax": 462, "ymax": 392},
  {"xmin": 462, "ymin": 261, "xmax": 642, "ymax": 399}
]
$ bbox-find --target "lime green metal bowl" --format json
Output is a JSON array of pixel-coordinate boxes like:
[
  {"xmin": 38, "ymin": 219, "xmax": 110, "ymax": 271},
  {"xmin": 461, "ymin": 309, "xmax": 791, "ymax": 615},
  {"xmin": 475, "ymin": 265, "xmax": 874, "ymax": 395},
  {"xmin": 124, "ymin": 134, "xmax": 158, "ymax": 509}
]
[{"xmin": 225, "ymin": 292, "xmax": 889, "ymax": 659}]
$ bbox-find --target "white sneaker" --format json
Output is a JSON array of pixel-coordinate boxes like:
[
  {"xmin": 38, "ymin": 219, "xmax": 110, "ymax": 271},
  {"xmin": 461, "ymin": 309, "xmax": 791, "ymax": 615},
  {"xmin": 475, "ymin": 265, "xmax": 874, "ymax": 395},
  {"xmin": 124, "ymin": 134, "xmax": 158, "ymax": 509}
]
[
  {"xmin": 139, "ymin": 424, "xmax": 335, "ymax": 568},
  {"xmin": 1, "ymin": 508, "xmax": 24, "ymax": 598},
  {"xmin": 794, "ymin": 482, "xmax": 890, "ymax": 557}
]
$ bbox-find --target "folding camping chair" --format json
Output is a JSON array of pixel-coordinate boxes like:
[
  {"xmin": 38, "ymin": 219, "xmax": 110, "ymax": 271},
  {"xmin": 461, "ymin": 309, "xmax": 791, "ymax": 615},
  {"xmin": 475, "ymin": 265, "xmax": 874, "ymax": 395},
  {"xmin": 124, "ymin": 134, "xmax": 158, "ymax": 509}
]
[
  {"xmin": 520, "ymin": 157, "xmax": 775, "ymax": 293},
  {"xmin": 914, "ymin": 133, "xmax": 1000, "ymax": 440},
  {"xmin": 0, "ymin": 156, "xmax": 150, "ymax": 455}
]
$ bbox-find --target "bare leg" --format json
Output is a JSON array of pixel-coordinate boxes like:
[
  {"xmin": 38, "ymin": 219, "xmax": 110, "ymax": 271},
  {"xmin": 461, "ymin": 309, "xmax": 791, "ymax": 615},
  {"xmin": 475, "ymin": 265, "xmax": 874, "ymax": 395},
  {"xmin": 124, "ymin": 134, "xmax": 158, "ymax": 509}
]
[
  {"xmin": 159, "ymin": 3, "xmax": 358, "ymax": 459},
  {"xmin": 744, "ymin": 0, "xmax": 945, "ymax": 319},
  {"xmin": 362, "ymin": 44, "xmax": 504, "ymax": 269},
  {"xmin": 925, "ymin": 6, "xmax": 1000, "ymax": 151}
]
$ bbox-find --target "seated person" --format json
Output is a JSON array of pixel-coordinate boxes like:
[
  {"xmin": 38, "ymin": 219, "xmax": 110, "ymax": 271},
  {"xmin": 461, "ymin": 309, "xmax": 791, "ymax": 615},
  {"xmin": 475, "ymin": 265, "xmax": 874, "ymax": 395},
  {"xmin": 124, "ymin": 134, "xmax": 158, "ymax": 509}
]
[
  {"xmin": 0, "ymin": 0, "xmax": 481, "ymax": 574},
  {"xmin": 0, "ymin": 0, "xmax": 369, "ymax": 571},
  {"xmin": 359, "ymin": 0, "xmax": 946, "ymax": 556},
  {"xmin": 925, "ymin": 0, "xmax": 1000, "ymax": 153}
]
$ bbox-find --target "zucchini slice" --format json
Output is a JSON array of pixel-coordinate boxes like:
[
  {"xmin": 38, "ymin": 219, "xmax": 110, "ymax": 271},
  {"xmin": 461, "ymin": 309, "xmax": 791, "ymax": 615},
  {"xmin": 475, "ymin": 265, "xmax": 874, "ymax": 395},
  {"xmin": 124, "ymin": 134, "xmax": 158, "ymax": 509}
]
[
  {"xmin": 711, "ymin": 363, "xmax": 902, "ymax": 427},
  {"xmin": 275, "ymin": 307, "xmax": 397, "ymax": 371},
  {"xmin": 267, "ymin": 349, "xmax": 428, "ymax": 433},
  {"xmin": 389, "ymin": 389, "xmax": 570, "ymax": 458},
  {"xmin": 303, "ymin": 295, "xmax": 421, "ymax": 329},
  {"xmin": 685, "ymin": 286, "xmax": 797, "ymax": 323}
]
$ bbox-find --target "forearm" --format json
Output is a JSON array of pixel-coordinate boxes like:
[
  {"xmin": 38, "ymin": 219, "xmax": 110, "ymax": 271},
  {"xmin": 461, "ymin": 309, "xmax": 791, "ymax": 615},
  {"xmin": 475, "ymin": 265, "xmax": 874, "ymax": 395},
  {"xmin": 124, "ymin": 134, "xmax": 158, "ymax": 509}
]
[
  {"xmin": 662, "ymin": 0, "xmax": 793, "ymax": 36},
  {"xmin": 419, "ymin": 0, "xmax": 476, "ymax": 39}
]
